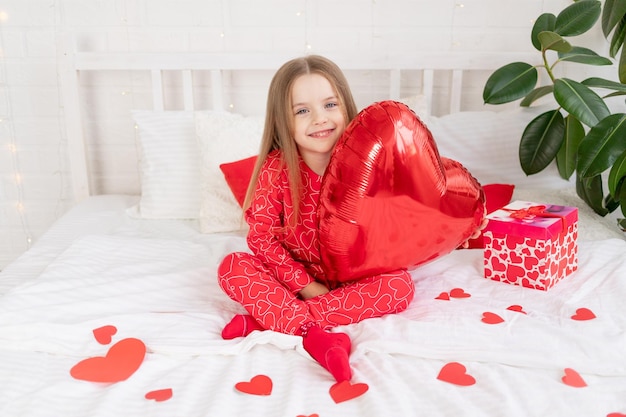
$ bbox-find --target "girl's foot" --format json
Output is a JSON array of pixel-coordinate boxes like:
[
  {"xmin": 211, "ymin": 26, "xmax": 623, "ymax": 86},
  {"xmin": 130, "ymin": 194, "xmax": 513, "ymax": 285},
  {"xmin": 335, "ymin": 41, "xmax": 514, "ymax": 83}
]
[
  {"xmin": 221, "ymin": 314, "xmax": 264, "ymax": 339},
  {"xmin": 302, "ymin": 324, "xmax": 352, "ymax": 382}
]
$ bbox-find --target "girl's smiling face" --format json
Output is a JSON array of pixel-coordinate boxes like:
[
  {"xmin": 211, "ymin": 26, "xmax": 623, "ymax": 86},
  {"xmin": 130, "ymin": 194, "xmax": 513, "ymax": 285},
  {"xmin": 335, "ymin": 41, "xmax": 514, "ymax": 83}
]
[{"xmin": 290, "ymin": 73, "xmax": 347, "ymax": 175}]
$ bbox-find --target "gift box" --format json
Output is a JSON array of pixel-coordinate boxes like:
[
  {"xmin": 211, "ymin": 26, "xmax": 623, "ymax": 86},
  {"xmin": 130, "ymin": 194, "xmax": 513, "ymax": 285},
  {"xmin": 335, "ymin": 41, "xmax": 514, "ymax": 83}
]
[{"xmin": 483, "ymin": 200, "xmax": 578, "ymax": 290}]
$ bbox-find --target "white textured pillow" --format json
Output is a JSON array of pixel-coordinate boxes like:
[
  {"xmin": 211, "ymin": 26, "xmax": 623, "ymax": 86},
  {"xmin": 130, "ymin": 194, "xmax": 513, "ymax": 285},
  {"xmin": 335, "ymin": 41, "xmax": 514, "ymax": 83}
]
[
  {"xmin": 425, "ymin": 105, "xmax": 573, "ymax": 190},
  {"xmin": 127, "ymin": 110, "xmax": 201, "ymax": 219},
  {"xmin": 195, "ymin": 111, "xmax": 264, "ymax": 233}
]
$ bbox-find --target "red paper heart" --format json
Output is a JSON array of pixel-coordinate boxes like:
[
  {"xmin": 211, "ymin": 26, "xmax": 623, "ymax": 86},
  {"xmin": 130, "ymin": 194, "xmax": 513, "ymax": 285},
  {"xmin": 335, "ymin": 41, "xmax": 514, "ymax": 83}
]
[
  {"xmin": 297, "ymin": 415, "xmax": 319, "ymax": 417},
  {"xmin": 437, "ymin": 362, "xmax": 476, "ymax": 386},
  {"xmin": 506, "ymin": 305, "xmax": 527, "ymax": 314},
  {"xmin": 318, "ymin": 101, "xmax": 485, "ymax": 282},
  {"xmin": 70, "ymin": 338, "xmax": 146, "ymax": 383},
  {"xmin": 607, "ymin": 413, "xmax": 626, "ymax": 417},
  {"xmin": 449, "ymin": 288, "xmax": 471, "ymax": 298},
  {"xmin": 145, "ymin": 388, "xmax": 173, "ymax": 402},
  {"xmin": 235, "ymin": 375, "xmax": 273, "ymax": 396},
  {"xmin": 561, "ymin": 368, "xmax": 587, "ymax": 387},
  {"xmin": 435, "ymin": 292, "xmax": 450, "ymax": 300},
  {"xmin": 571, "ymin": 307, "xmax": 596, "ymax": 321},
  {"xmin": 93, "ymin": 325, "xmax": 117, "ymax": 345},
  {"xmin": 481, "ymin": 312, "xmax": 504, "ymax": 324},
  {"xmin": 329, "ymin": 380, "xmax": 369, "ymax": 403}
]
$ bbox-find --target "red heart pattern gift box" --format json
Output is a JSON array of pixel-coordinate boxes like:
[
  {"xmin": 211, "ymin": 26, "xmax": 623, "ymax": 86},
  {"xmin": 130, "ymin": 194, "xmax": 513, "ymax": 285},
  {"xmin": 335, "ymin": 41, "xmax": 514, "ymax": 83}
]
[{"xmin": 483, "ymin": 200, "xmax": 578, "ymax": 291}]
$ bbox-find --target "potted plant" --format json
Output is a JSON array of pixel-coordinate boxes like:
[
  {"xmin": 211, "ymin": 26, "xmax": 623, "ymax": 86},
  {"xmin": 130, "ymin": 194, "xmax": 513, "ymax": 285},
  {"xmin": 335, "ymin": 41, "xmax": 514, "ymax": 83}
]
[{"xmin": 482, "ymin": 0, "xmax": 626, "ymax": 231}]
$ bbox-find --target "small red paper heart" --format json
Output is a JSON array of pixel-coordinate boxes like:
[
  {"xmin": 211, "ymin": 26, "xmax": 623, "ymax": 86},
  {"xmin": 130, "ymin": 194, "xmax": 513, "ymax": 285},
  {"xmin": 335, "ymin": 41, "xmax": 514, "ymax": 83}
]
[
  {"xmin": 235, "ymin": 375, "xmax": 273, "ymax": 396},
  {"xmin": 297, "ymin": 415, "xmax": 319, "ymax": 417},
  {"xmin": 145, "ymin": 388, "xmax": 173, "ymax": 402},
  {"xmin": 435, "ymin": 292, "xmax": 450, "ymax": 300},
  {"xmin": 506, "ymin": 305, "xmax": 527, "ymax": 314},
  {"xmin": 329, "ymin": 380, "xmax": 369, "ymax": 404},
  {"xmin": 70, "ymin": 338, "xmax": 146, "ymax": 383},
  {"xmin": 607, "ymin": 413, "xmax": 626, "ymax": 417},
  {"xmin": 93, "ymin": 325, "xmax": 117, "ymax": 345},
  {"xmin": 561, "ymin": 368, "xmax": 587, "ymax": 388},
  {"xmin": 449, "ymin": 288, "xmax": 471, "ymax": 298},
  {"xmin": 437, "ymin": 362, "xmax": 476, "ymax": 386},
  {"xmin": 481, "ymin": 312, "xmax": 504, "ymax": 324},
  {"xmin": 571, "ymin": 308, "xmax": 596, "ymax": 321}
]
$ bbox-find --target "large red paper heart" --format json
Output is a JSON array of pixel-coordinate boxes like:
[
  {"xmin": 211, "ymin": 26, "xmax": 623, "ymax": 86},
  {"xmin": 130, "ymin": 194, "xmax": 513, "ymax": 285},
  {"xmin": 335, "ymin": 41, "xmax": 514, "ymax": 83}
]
[
  {"xmin": 70, "ymin": 338, "xmax": 146, "ymax": 383},
  {"xmin": 437, "ymin": 362, "xmax": 476, "ymax": 386},
  {"xmin": 318, "ymin": 101, "xmax": 485, "ymax": 282},
  {"xmin": 235, "ymin": 375, "xmax": 273, "ymax": 396},
  {"xmin": 329, "ymin": 380, "xmax": 369, "ymax": 403}
]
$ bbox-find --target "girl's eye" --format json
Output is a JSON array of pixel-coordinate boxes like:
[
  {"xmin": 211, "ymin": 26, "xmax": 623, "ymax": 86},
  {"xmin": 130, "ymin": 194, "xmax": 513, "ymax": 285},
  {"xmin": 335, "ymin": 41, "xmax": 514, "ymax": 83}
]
[
  {"xmin": 295, "ymin": 108, "xmax": 308, "ymax": 115},
  {"xmin": 325, "ymin": 102, "xmax": 338, "ymax": 109}
]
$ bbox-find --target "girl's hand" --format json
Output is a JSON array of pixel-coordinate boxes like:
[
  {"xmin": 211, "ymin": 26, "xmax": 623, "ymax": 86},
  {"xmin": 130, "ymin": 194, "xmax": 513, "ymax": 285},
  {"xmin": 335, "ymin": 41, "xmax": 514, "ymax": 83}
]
[
  {"xmin": 460, "ymin": 217, "xmax": 489, "ymax": 249},
  {"xmin": 299, "ymin": 281, "xmax": 330, "ymax": 300}
]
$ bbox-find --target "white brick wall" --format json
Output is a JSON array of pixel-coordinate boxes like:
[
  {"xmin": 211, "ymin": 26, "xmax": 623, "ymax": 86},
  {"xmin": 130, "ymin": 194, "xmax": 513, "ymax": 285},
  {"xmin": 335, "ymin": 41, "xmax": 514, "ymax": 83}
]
[{"xmin": 0, "ymin": 0, "xmax": 612, "ymax": 270}]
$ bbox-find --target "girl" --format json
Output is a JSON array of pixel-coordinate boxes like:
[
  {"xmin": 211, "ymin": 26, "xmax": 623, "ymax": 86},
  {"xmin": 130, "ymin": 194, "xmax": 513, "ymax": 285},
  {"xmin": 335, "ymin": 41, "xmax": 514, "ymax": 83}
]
[{"xmin": 217, "ymin": 55, "xmax": 416, "ymax": 383}]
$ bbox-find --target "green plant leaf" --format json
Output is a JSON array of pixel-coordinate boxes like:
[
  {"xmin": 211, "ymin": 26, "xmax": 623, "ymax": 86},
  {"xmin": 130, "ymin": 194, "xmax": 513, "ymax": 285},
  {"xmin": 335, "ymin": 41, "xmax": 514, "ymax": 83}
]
[
  {"xmin": 557, "ymin": 115, "xmax": 585, "ymax": 179},
  {"xmin": 483, "ymin": 63, "xmax": 538, "ymax": 104},
  {"xmin": 608, "ymin": 150, "xmax": 626, "ymax": 196},
  {"xmin": 538, "ymin": 31, "xmax": 572, "ymax": 52},
  {"xmin": 519, "ymin": 110, "xmax": 565, "ymax": 175},
  {"xmin": 554, "ymin": 78, "xmax": 610, "ymax": 127},
  {"xmin": 582, "ymin": 77, "xmax": 626, "ymax": 91},
  {"xmin": 558, "ymin": 46, "xmax": 612, "ymax": 65},
  {"xmin": 555, "ymin": 0, "xmax": 601, "ymax": 37},
  {"xmin": 620, "ymin": 43, "xmax": 626, "ymax": 83},
  {"xmin": 520, "ymin": 85, "xmax": 554, "ymax": 106},
  {"xmin": 602, "ymin": 0, "xmax": 626, "ymax": 37},
  {"xmin": 604, "ymin": 193, "xmax": 621, "ymax": 212},
  {"xmin": 576, "ymin": 173, "xmax": 609, "ymax": 215},
  {"xmin": 577, "ymin": 113, "xmax": 626, "ymax": 177},
  {"xmin": 609, "ymin": 16, "xmax": 626, "ymax": 57},
  {"xmin": 532, "ymin": 13, "xmax": 557, "ymax": 51}
]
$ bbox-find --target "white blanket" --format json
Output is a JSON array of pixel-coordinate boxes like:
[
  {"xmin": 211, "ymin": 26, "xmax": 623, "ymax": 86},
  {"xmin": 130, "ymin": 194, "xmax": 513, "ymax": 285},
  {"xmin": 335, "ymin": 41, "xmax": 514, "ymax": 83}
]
[{"xmin": 1, "ymin": 231, "xmax": 625, "ymax": 416}]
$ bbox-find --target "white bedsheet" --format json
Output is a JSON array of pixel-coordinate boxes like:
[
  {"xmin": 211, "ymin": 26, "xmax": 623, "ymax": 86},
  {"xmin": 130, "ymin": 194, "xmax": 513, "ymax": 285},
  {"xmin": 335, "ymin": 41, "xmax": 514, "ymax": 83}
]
[{"xmin": 1, "ymin": 195, "xmax": 625, "ymax": 416}]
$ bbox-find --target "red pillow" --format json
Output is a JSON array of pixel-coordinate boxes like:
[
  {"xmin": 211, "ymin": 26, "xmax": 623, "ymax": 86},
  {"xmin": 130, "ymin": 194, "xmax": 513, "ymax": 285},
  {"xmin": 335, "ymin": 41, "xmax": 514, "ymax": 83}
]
[
  {"xmin": 465, "ymin": 183, "xmax": 515, "ymax": 249},
  {"xmin": 219, "ymin": 155, "xmax": 258, "ymax": 208}
]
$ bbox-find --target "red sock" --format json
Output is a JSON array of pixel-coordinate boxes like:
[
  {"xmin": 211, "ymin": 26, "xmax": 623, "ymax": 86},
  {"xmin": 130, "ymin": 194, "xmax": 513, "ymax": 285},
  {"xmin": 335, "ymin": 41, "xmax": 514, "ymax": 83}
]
[
  {"xmin": 302, "ymin": 325, "xmax": 352, "ymax": 382},
  {"xmin": 221, "ymin": 314, "xmax": 264, "ymax": 340}
]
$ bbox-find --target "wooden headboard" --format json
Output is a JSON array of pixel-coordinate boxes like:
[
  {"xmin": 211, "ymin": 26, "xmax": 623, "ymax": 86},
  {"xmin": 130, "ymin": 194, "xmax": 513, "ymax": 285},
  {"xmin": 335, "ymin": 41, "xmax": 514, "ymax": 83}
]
[{"xmin": 57, "ymin": 33, "xmax": 537, "ymax": 203}]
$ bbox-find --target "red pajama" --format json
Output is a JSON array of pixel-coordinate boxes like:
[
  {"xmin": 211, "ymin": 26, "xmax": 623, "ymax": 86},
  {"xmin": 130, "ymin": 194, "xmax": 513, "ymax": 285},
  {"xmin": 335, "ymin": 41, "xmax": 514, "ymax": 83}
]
[{"xmin": 217, "ymin": 151, "xmax": 415, "ymax": 335}]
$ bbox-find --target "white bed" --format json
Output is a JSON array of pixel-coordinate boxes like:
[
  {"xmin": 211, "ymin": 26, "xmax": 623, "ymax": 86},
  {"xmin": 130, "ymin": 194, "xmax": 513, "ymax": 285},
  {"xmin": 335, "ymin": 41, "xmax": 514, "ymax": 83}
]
[{"xmin": 1, "ymin": 36, "xmax": 626, "ymax": 417}]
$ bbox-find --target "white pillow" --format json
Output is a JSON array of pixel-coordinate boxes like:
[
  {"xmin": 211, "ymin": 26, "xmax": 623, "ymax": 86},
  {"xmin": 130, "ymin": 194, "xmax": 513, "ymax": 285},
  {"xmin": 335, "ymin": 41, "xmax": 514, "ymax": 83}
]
[
  {"xmin": 425, "ymin": 105, "xmax": 573, "ymax": 190},
  {"xmin": 195, "ymin": 111, "xmax": 264, "ymax": 233},
  {"xmin": 127, "ymin": 110, "xmax": 201, "ymax": 219}
]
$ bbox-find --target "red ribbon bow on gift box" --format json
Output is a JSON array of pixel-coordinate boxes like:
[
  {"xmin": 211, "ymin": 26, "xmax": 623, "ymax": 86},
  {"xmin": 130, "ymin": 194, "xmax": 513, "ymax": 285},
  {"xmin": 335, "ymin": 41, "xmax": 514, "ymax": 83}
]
[{"xmin": 504, "ymin": 205, "xmax": 567, "ymax": 228}]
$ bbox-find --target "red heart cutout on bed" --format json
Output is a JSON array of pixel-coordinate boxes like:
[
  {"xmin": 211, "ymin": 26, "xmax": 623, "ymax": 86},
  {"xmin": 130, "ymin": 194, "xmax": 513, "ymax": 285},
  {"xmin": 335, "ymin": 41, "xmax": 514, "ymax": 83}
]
[
  {"xmin": 481, "ymin": 311, "xmax": 505, "ymax": 324},
  {"xmin": 571, "ymin": 307, "xmax": 596, "ymax": 321},
  {"xmin": 449, "ymin": 288, "xmax": 471, "ymax": 298},
  {"xmin": 235, "ymin": 375, "xmax": 273, "ymax": 396},
  {"xmin": 435, "ymin": 292, "xmax": 450, "ymax": 300},
  {"xmin": 437, "ymin": 362, "xmax": 476, "ymax": 386},
  {"xmin": 329, "ymin": 380, "xmax": 369, "ymax": 403},
  {"xmin": 318, "ymin": 101, "xmax": 485, "ymax": 282},
  {"xmin": 561, "ymin": 368, "xmax": 587, "ymax": 387},
  {"xmin": 145, "ymin": 388, "xmax": 173, "ymax": 402},
  {"xmin": 70, "ymin": 338, "xmax": 146, "ymax": 383},
  {"xmin": 92, "ymin": 325, "xmax": 117, "ymax": 345},
  {"xmin": 507, "ymin": 305, "xmax": 527, "ymax": 314}
]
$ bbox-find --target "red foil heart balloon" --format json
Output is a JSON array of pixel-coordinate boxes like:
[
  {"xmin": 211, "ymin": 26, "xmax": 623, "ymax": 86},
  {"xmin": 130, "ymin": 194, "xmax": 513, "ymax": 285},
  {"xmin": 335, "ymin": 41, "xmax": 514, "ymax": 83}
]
[{"xmin": 318, "ymin": 101, "xmax": 485, "ymax": 283}]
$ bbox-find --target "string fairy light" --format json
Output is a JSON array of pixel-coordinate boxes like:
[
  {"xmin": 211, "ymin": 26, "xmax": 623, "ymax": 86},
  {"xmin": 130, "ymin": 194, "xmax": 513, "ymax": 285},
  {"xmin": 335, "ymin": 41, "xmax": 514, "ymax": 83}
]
[{"xmin": 0, "ymin": 8, "xmax": 35, "ymax": 259}]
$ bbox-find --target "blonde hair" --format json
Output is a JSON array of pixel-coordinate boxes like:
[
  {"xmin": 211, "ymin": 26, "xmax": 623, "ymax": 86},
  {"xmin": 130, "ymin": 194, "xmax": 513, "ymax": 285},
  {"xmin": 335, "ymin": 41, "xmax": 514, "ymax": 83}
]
[{"xmin": 243, "ymin": 55, "xmax": 358, "ymax": 227}]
